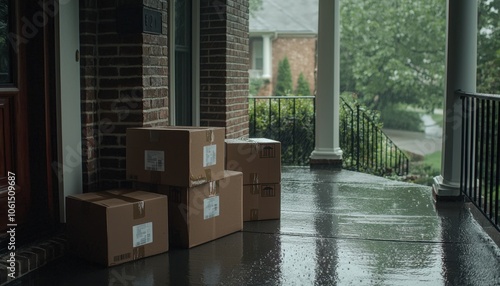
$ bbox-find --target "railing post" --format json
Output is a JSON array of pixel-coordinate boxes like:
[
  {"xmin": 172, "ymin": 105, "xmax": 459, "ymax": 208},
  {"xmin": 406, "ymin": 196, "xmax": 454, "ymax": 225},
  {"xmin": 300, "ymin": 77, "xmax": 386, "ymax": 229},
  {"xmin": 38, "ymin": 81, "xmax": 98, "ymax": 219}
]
[
  {"xmin": 278, "ymin": 98, "xmax": 281, "ymax": 144},
  {"xmin": 293, "ymin": 98, "xmax": 296, "ymax": 164},
  {"xmin": 356, "ymin": 104, "xmax": 360, "ymax": 171},
  {"xmin": 253, "ymin": 98, "xmax": 257, "ymax": 136}
]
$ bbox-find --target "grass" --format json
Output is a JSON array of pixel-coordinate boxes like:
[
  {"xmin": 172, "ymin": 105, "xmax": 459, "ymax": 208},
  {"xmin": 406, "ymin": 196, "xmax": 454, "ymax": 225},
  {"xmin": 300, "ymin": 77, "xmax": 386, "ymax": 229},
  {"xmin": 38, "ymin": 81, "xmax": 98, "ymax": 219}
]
[
  {"xmin": 405, "ymin": 151, "xmax": 441, "ymax": 186},
  {"xmin": 423, "ymin": 150, "xmax": 441, "ymax": 171}
]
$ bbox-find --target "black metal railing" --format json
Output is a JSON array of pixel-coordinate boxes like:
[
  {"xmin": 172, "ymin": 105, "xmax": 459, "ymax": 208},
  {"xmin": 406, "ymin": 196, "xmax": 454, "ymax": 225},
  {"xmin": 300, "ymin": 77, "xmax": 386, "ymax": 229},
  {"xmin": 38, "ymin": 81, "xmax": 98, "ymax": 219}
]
[
  {"xmin": 248, "ymin": 95, "xmax": 409, "ymax": 177},
  {"xmin": 459, "ymin": 90, "xmax": 500, "ymax": 232},
  {"xmin": 340, "ymin": 97, "xmax": 409, "ymax": 176},
  {"xmin": 249, "ymin": 96, "xmax": 315, "ymax": 165}
]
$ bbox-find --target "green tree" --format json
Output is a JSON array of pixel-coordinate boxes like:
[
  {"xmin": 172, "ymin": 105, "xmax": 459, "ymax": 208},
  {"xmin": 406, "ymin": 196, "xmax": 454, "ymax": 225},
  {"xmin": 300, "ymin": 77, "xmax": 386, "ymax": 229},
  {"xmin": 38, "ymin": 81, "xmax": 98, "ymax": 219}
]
[
  {"xmin": 275, "ymin": 57, "xmax": 293, "ymax": 96},
  {"xmin": 477, "ymin": 0, "xmax": 500, "ymax": 93},
  {"xmin": 249, "ymin": 0, "xmax": 263, "ymax": 15},
  {"xmin": 340, "ymin": 0, "xmax": 446, "ymax": 112},
  {"xmin": 295, "ymin": 72, "xmax": 311, "ymax": 96}
]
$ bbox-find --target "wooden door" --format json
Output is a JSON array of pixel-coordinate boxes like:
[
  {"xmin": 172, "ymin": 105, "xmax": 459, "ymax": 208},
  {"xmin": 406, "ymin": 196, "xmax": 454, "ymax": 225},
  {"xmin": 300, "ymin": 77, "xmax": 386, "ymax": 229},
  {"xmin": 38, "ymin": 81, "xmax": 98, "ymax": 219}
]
[{"xmin": 0, "ymin": 0, "xmax": 31, "ymax": 232}]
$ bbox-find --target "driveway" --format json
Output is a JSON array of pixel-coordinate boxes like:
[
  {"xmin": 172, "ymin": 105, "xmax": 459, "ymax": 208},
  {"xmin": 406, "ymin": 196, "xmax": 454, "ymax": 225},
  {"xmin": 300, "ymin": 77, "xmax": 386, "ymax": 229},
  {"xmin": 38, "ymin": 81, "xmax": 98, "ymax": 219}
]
[
  {"xmin": 383, "ymin": 114, "xmax": 443, "ymax": 157},
  {"xmin": 383, "ymin": 129, "xmax": 442, "ymax": 157}
]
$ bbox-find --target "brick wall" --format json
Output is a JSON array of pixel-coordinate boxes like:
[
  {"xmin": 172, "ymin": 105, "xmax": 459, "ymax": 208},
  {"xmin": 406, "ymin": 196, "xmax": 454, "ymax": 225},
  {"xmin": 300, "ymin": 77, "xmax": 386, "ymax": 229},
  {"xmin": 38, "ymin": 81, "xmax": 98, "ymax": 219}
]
[
  {"xmin": 200, "ymin": 0, "xmax": 250, "ymax": 138},
  {"xmin": 80, "ymin": 0, "xmax": 250, "ymax": 190},
  {"xmin": 272, "ymin": 37, "xmax": 317, "ymax": 96},
  {"xmin": 80, "ymin": 0, "xmax": 168, "ymax": 191}
]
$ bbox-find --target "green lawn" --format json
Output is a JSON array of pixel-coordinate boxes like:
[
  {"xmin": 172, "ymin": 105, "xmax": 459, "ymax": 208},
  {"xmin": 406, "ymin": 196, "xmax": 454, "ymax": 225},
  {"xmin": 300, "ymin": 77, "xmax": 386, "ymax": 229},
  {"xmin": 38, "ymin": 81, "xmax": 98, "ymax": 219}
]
[
  {"xmin": 406, "ymin": 151, "xmax": 441, "ymax": 186},
  {"xmin": 423, "ymin": 151, "xmax": 441, "ymax": 171}
]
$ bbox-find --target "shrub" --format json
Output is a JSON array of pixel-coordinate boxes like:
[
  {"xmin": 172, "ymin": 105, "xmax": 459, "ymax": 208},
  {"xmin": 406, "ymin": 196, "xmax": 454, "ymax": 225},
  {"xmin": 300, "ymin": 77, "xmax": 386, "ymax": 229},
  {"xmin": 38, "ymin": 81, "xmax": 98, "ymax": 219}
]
[
  {"xmin": 380, "ymin": 105, "xmax": 422, "ymax": 131},
  {"xmin": 275, "ymin": 57, "xmax": 293, "ymax": 96},
  {"xmin": 295, "ymin": 72, "xmax": 311, "ymax": 96},
  {"xmin": 249, "ymin": 78, "xmax": 265, "ymax": 96},
  {"xmin": 249, "ymin": 97, "xmax": 314, "ymax": 165},
  {"xmin": 249, "ymin": 93, "xmax": 410, "ymax": 178}
]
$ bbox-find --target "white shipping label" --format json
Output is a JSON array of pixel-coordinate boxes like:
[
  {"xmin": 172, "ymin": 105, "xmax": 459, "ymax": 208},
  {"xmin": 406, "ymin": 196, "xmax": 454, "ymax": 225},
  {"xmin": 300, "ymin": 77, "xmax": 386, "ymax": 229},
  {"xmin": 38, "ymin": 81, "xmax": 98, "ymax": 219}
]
[
  {"xmin": 203, "ymin": 145, "xmax": 217, "ymax": 167},
  {"xmin": 145, "ymin": 150, "xmax": 165, "ymax": 171},
  {"xmin": 133, "ymin": 222, "xmax": 153, "ymax": 247},
  {"xmin": 204, "ymin": 196, "xmax": 220, "ymax": 220}
]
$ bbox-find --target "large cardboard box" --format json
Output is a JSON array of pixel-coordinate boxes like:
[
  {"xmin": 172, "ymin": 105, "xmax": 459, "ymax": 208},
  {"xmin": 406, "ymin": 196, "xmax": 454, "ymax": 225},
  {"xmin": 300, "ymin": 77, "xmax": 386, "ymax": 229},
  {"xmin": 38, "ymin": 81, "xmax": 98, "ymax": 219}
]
[
  {"xmin": 243, "ymin": 184, "xmax": 281, "ymax": 221},
  {"xmin": 66, "ymin": 190, "xmax": 169, "ymax": 266},
  {"xmin": 225, "ymin": 138, "xmax": 281, "ymax": 185},
  {"xmin": 127, "ymin": 127, "xmax": 225, "ymax": 187},
  {"xmin": 152, "ymin": 170, "xmax": 243, "ymax": 248}
]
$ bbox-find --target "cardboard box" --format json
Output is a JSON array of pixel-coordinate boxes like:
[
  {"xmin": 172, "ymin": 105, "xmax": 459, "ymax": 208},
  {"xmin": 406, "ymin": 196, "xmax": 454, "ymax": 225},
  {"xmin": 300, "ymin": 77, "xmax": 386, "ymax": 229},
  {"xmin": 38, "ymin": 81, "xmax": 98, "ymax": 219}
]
[
  {"xmin": 225, "ymin": 138, "xmax": 281, "ymax": 185},
  {"xmin": 127, "ymin": 127, "xmax": 225, "ymax": 187},
  {"xmin": 243, "ymin": 184, "xmax": 281, "ymax": 221},
  {"xmin": 152, "ymin": 170, "xmax": 243, "ymax": 248},
  {"xmin": 66, "ymin": 190, "xmax": 169, "ymax": 266}
]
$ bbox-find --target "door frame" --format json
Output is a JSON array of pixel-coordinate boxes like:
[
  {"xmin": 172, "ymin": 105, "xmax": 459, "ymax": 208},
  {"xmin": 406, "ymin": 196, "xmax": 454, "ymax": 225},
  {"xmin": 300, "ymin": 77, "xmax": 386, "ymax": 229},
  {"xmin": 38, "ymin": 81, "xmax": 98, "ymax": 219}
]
[{"xmin": 54, "ymin": 0, "xmax": 82, "ymax": 222}]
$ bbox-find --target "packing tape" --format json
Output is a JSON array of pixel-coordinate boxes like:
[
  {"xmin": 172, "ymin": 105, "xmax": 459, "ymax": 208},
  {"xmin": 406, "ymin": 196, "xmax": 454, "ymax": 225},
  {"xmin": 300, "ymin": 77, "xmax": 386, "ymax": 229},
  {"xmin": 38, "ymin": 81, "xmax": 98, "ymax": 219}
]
[
  {"xmin": 250, "ymin": 184, "xmax": 260, "ymax": 195},
  {"xmin": 250, "ymin": 173, "xmax": 259, "ymax": 184},
  {"xmin": 250, "ymin": 209, "xmax": 259, "ymax": 221},
  {"xmin": 238, "ymin": 137, "xmax": 260, "ymax": 154},
  {"xmin": 190, "ymin": 172, "xmax": 208, "ymax": 186},
  {"xmin": 208, "ymin": 181, "xmax": 219, "ymax": 197},
  {"xmin": 205, "ymin": 169, "xmax": 212, "ymax": 182},
  {"xmin": 206, "ymin": 129, "xmax": 214, "ymax": 143},
  {"xmin": 133, "ymin": 246, "xmax": 145, "ymax": 260},
  {"xmin": 87, "ymin": 190, "xmax": 146, "ymax": 219}
]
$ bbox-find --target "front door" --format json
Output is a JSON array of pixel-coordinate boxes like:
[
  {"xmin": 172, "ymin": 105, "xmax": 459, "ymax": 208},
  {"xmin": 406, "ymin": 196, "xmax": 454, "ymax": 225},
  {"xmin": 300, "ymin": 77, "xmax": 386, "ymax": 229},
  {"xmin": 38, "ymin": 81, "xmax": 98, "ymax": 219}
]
[
  {"xmin": 0, "ymin": 0, "xmax": 30, "ymax": 232},
  {"xmin": 0, "ymin": 0, "xmax": 57, "ymax": 236}
]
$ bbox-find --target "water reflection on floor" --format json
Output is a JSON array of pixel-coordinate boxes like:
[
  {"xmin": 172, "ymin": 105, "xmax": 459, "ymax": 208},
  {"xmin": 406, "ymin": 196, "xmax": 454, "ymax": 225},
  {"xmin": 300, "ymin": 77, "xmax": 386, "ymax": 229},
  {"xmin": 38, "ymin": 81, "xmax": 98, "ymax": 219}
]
[{"xmin": 13, "ymin": 167, "xmax": 500, "ymax": 286}]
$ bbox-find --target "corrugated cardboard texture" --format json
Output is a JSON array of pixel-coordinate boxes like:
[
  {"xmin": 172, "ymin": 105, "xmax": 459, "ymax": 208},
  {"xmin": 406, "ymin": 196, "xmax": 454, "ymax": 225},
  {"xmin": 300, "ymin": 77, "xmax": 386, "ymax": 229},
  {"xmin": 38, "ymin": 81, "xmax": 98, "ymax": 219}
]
[
  {"xmin": 243, "ymin": 184, "xmax": 281, "ymax": 221},
  {"xmin": 225, "ymin": 138, "xmax": 281, "ymax": 185},
  {"xmin": 66, "ymin": 190, "xmax": 169, "ymax": 266},
  {"xmin": 126, "ymin": 127, "xmax": 226, "ymax": 187},
  {"xmin": 154, "ymin": 170, "xmax": 243, "ymax": 248}
]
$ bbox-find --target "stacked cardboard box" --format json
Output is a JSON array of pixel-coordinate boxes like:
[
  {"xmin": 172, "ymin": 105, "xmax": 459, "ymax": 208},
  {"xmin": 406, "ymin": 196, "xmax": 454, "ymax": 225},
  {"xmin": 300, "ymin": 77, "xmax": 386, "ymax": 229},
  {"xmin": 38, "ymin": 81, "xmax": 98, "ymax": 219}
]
[
  {"xmin": 66, "ymin": 190, "xmax": 169, "ymax": 266},
  {"xmin": 225, "ymin": 138, "xmax": 281, "ymax": 221},
  {"xmin": 126, "ymin": 127, "xmax": 243, "ymax": 248}
]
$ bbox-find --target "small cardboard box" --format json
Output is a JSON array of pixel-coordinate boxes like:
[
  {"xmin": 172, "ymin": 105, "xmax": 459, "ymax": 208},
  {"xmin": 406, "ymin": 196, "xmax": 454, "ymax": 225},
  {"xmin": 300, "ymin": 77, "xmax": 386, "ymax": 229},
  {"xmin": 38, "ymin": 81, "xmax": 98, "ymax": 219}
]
[
  {"xmin": 66, "ymin": 190, "xmax": 169, "ymax": 266},
  {"xmin": 243, "ymin": 184, "xmax": 281, "ymax": 221},
  {"xmin": 154, "ymin": 170, "xmax": 243, "ymax": 248},
  {"xmin": 225, "ymin": 138, "xmax": 281, "ymax": 185},
  {"xmin": 127, "ymin": 126, "xmax": 225, "ymax": 187}
]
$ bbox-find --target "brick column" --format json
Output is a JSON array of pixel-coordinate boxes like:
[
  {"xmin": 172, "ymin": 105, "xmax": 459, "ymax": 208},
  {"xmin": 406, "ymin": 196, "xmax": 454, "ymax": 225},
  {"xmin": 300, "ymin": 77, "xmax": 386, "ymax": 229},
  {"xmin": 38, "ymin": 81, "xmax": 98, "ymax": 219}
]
[
  {"xmin": 200, "ymin": 0, "xmax": 249, "ymax": 138},
  {"xmin": 80, "ymin": 0, "xmax": 169, "ymax": 190}
]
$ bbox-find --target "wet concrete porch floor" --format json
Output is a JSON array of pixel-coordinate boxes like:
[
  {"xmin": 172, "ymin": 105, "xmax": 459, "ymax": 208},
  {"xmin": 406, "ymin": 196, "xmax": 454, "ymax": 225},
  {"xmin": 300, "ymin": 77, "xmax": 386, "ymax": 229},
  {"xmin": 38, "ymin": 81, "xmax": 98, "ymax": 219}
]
[{"xmin": 13, "ymin": 167, "xmax": 500, "ymax": 285}]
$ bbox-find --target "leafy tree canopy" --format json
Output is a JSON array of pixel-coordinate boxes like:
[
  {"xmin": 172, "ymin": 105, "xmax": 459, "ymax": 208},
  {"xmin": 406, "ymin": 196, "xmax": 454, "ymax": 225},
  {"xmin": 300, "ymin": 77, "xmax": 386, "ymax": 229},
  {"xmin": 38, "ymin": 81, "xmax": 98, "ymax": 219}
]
[
  {"xmin": 249, "ymin": 0, "xmax": 263, "ymax": 15},
  {"xmin": 340, "ymin": 0, "xmax": 446, "ymax": 112},
  {"xmin": 478, "ymin": 0, "xmax": 500, "ymax": 93}
]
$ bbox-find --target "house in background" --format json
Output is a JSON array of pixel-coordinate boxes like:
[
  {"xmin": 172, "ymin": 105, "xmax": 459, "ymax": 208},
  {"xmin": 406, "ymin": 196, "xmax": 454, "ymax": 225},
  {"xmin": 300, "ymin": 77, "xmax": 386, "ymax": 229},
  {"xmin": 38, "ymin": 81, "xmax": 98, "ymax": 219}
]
[{"xmin": 249, "ymin": 0, "xmax": 318, "ymax": 96}]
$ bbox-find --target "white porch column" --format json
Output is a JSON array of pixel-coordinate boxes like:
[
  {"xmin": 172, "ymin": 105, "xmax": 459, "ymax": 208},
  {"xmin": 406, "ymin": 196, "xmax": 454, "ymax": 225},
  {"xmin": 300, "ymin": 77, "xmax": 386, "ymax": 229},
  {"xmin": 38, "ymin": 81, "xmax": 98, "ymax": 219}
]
[
  {"xmin": 262, "ymin": 34, "xmax": 272, "ymax": 79},
  {"xmin": 433, "ymin": 0, "xmax": 477, "ymax": 199},
  {"xmin": 310, "ymin": 0, "xmax": 342, "ymax": 166}
]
